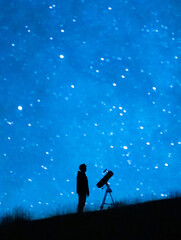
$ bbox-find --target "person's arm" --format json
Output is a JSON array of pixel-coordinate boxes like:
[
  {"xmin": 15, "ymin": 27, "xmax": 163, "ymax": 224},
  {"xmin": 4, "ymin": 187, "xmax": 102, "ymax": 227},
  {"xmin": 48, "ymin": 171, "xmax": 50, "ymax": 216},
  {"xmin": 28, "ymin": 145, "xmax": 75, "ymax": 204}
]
[{"xmin": 86, "ymin": 176, "xmax": 89, "ymax": 196}]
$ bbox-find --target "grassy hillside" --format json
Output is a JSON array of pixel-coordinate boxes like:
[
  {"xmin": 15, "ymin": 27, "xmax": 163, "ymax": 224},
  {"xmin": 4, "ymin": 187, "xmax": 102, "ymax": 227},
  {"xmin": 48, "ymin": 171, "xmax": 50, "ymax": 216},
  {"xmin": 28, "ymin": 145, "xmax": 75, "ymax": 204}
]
[{"xmin": 0, "ymin": 197, "xmax": 180, "ymax": 240}]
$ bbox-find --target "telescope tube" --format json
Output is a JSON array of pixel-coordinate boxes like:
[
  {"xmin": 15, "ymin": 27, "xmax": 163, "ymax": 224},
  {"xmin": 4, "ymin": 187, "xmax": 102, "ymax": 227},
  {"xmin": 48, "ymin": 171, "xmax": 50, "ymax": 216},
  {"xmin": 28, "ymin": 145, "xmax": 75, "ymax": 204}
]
[{"xmin": 96, "ymin": 171, "xmax": 114, "ymax": 188}]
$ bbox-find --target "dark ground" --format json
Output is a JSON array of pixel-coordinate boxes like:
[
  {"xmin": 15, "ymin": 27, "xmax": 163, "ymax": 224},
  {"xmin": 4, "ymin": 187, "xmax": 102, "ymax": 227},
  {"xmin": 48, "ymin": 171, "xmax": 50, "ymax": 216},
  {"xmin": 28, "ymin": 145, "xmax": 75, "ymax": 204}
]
[{"xmin": 0, "ymin": 197, "xmax": 181, "ymax": 240}]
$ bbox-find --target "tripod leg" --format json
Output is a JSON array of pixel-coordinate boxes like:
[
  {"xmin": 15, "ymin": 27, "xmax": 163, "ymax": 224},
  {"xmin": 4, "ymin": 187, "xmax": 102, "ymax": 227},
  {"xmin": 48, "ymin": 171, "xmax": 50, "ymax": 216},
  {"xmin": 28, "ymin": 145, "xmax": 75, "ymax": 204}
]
[
  {"xmin": 109, "ymin": 192, "xmax": 114, "ymax": 205},
  {"xmin": 100, "ymin": 190, "xmax": 108, "ymax": 210}
]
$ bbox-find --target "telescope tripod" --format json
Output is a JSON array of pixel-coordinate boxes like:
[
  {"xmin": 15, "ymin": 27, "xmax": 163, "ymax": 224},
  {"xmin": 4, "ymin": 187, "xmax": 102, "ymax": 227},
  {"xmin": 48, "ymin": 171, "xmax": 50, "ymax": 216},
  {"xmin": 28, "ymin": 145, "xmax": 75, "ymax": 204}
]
[{"xmin": 100, "ymin": 183, "xmax": 114, "ymax": 210}]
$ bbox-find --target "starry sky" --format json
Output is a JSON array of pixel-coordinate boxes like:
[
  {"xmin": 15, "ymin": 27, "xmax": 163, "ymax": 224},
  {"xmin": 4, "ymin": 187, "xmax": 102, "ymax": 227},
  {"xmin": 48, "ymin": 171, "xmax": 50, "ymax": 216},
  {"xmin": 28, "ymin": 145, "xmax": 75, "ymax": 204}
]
[{"xmin": 0, "ymin": 0, "xmax": 181, "ymax": 219}]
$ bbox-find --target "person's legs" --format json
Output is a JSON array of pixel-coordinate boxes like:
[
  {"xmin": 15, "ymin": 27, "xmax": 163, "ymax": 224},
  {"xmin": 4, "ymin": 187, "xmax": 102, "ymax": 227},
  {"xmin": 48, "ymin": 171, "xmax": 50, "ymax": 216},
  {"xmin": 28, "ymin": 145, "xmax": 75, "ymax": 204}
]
[{"xmin": 78, "ymin": 194, "xmax": 86, "ymax": 213}]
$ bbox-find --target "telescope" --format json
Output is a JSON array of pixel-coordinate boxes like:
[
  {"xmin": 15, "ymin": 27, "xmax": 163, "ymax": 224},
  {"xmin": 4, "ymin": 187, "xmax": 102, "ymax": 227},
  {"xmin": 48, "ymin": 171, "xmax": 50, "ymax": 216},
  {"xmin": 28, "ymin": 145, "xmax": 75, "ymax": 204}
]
[
  {"xmin": 96, "ymin": 169, "xmax": 114, "ymax": 210},
  {"xmin": 96, "ymin": 170, "xmax": 114, "ymax": 188}
]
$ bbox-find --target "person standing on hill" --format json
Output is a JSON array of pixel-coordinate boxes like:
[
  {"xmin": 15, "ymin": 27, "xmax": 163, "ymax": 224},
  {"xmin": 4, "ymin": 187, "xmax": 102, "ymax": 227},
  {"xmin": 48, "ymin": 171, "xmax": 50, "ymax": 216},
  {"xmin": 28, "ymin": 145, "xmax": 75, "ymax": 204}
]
[{"xmin": 76, "ymin": 164, "xmax": 89, "ymax": 213}]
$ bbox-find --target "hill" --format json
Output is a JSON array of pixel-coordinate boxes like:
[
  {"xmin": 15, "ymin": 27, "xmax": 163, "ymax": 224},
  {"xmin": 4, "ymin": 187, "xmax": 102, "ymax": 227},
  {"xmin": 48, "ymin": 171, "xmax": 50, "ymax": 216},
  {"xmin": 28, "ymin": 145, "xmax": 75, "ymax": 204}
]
[{"xmin": 0, "ymin": 197, "xmax": 181, "ymax": 240}]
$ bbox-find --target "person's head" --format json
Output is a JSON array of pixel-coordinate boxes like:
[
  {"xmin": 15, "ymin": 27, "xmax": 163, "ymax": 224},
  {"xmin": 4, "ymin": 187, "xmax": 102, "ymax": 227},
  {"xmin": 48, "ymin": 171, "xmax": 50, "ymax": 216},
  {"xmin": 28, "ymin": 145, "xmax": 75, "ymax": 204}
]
[{"xmin": 79, "ymin": 164, "xmax": 87, "ymax": 173}]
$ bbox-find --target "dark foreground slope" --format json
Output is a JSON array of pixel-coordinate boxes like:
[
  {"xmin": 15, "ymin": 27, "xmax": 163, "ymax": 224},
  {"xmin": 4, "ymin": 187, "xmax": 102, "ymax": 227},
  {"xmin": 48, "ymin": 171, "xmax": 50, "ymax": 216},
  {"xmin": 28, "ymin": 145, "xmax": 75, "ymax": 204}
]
[{"xmin": 0, "ymin": 197, "xmax": 181, "ymax": 240}]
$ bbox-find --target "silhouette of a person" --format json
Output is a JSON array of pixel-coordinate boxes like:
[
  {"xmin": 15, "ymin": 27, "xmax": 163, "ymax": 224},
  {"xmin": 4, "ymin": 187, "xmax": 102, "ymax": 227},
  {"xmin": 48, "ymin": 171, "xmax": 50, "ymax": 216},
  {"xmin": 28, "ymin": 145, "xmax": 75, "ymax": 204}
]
[{"xmin": 77, "ymin": 164, "xmax": 89, "ymax": 213}]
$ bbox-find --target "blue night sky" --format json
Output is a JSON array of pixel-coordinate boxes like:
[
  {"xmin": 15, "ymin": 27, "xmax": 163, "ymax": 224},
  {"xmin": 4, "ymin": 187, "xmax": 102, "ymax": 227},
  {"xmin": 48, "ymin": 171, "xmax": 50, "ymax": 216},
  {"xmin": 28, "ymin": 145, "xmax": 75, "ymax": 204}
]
[{"xmin": 0, "ymin": 0, "xmax": 181, "ymax": 219}]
